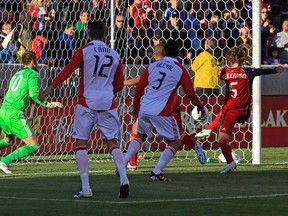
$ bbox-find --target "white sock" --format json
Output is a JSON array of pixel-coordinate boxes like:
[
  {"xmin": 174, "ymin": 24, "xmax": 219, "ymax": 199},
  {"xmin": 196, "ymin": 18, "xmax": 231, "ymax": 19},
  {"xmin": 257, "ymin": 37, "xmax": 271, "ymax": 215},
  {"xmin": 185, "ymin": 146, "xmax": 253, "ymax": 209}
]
[
  {"xmin": 76, "ymin": 150, "xmax": 90, "ymax": 191},
  {"xmin": 111, "ymin": 148, "xmax": 127, "ymax": 183},
  {"xmin": 124, "ymin": 138, "xmax": 141, "ymax": 167},
  {"xmin": 153, "ymin": 147, "xmax": 175, "ymax": 175}
]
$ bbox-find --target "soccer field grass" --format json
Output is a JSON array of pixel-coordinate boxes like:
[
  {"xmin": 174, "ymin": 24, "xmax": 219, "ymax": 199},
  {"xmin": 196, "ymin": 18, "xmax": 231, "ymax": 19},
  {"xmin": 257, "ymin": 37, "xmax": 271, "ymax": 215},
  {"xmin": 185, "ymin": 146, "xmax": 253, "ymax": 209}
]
[{"xmin": 0, "ymin": 147, "xmax": 287, "ymax": 216}]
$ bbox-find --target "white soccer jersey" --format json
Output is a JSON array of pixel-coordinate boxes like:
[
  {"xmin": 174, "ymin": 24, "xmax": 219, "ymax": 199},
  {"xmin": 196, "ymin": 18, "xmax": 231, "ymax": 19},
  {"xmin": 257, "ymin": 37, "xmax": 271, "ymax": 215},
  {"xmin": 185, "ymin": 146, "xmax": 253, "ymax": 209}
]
[
  {"xmin": 134, "ymin": 57, "xmax": 203, "ymax": 116},
  {"xmin": 51, "ymin": 40, "xmax": 124, "ymax": 110}
]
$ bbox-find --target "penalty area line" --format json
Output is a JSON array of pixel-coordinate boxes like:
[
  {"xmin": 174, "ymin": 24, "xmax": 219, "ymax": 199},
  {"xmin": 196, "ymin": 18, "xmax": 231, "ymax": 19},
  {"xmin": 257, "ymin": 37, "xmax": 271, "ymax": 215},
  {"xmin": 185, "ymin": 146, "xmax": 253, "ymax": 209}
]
[{"xmin": 0, "ymin": 193, "xmax": 288, "ymax": 204}]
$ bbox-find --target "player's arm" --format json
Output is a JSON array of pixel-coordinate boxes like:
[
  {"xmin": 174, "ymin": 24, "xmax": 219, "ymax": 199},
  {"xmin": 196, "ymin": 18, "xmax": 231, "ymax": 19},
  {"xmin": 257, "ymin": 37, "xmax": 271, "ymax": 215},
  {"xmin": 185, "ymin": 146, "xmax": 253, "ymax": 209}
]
[
  {"xmin": 124, "ymin": 76, "xmax": 141, "ymax": 86},
  {"xmin": 28, "ymin": 72, "xmax": 48, "ymax": 107},
  {"xmin": 29, "ymin": 73, "xmax": 63, "ymax": 108},
  {"xmin": 133, "ymin": 68, "xmax": 148, "ymax": 114},
  {"xmin": 113, "ymin": 59, "xmax": 124, "ymax": 94},
  {"xmin": 245, "ymin": 66, "xmax": 284, "ymax": 79}
]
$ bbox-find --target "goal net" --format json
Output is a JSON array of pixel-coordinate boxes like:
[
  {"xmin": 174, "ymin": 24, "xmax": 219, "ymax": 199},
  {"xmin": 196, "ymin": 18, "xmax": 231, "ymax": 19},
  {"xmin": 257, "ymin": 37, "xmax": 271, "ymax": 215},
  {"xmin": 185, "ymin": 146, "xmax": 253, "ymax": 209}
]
[{"xmin": 0, "ymin": 0, "xmax": 253, "ymax": 164}]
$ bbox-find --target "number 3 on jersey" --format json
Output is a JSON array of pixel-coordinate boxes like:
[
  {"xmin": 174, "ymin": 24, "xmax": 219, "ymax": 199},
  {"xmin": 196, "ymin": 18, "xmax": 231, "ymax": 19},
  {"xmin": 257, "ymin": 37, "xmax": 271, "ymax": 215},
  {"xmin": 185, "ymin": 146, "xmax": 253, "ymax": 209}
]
[
  {"xmin": 152, "ymin": 71, "xmax": 166, "ymax": 90},
  {"xmin": 93, "ymin": 54, "xmax": 113, "ymax": 77}
]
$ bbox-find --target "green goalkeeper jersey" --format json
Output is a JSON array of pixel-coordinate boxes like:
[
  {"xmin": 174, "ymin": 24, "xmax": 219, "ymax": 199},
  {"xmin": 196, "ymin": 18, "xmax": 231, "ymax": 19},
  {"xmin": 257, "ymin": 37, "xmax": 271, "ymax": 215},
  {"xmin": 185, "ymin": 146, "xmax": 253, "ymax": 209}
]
[{"xmin": 2, "ymin": 66, "xmax": 47, "ymax": 111}]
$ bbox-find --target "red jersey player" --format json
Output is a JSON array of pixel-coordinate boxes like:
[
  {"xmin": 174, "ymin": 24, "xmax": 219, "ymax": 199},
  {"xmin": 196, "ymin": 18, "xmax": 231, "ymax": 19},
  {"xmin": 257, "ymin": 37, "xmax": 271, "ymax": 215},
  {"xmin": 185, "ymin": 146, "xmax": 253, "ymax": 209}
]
[
  {"xmin": 195, "ymin": 46, "xmax": 284, "ymax": 173},
  {"xmin": 124, "ymin": 43, "xmax": 206, "ymax": 172},
  {"xmin": 124, "ymin": 40, "xmax": 207, "ymax": 181}
]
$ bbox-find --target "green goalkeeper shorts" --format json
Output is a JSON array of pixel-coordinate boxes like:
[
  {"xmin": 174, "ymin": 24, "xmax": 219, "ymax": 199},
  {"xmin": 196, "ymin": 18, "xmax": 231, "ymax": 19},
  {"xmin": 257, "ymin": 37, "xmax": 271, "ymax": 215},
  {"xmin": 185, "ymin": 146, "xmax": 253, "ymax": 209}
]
[{"xmin": 0, "ymin": 106, "xmax": 34, "ymax": 139}]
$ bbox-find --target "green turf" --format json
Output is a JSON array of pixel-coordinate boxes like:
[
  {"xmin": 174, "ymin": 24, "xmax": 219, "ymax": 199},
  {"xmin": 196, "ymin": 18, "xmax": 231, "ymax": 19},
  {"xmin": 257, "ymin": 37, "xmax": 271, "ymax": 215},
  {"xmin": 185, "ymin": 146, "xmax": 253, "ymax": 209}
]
[{"xmin": 0, "ymin": 147, "xmax": 287, "ymax": 216}]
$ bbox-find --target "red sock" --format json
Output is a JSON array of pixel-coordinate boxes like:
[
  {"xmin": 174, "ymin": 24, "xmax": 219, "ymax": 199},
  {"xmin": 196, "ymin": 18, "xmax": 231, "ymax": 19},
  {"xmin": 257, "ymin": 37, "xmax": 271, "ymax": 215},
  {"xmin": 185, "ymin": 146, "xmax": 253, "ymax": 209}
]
[
  {"xmin": 128, "ymin": 133, "xmax": 138, "ymax": 166},
  {"xmin": 218, "ymin": 139, "xmax": 233, "ymax": 164},
  {"xmin": 180, "ymin": 134, "xmax": 196, "ymax": 149},
  {"xmin": 206, "ymin": 112, "xmax": 221, "ymax": 131},
  {"xmin": 129, "ymin": 154, "xmax": 137, "ymax": 166}
]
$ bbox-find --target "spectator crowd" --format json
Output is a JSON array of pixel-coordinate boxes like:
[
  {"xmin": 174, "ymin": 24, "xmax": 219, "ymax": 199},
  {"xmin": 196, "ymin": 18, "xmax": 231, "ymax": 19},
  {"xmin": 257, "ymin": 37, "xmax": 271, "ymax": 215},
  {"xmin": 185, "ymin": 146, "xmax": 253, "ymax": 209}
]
[{"xmin": 1, "ymin": 0, "xmax": 288, "ymax": 66}]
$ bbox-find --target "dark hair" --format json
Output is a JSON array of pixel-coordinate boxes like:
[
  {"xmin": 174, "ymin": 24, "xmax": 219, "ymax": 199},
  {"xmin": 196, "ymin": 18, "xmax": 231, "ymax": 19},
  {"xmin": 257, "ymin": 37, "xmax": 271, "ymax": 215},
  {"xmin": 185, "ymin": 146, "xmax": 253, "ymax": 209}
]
[
  {"xmin": 165, "ymin": 40, "xmax": 180, "ymax": 57},
  {"xmin": 226, "ymin": 46, "xmax": 247, "ymax": 66},
  {"xmin": 88, "ymin": 21, "xmax": 106, "ymax": 39},
  {"xmin": 22, "ymin": 51, "xmax": 36, "ymax": 66}
]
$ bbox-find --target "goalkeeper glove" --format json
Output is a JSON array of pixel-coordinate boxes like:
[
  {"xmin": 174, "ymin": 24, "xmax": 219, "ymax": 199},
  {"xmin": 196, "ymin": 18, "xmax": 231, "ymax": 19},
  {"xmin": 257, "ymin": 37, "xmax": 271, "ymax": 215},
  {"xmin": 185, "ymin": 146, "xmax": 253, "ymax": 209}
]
[{"xmin": 46, "ymin": 102, "xmax": 63, "ymax": 108}]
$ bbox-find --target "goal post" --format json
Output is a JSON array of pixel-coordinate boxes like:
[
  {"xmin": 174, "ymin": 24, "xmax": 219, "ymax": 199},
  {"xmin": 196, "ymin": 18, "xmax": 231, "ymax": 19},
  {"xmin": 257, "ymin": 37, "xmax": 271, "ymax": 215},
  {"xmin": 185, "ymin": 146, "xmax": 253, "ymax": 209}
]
[{"xmin": 252, "ymin": 0, "xmax": 261, "ymax": 165}]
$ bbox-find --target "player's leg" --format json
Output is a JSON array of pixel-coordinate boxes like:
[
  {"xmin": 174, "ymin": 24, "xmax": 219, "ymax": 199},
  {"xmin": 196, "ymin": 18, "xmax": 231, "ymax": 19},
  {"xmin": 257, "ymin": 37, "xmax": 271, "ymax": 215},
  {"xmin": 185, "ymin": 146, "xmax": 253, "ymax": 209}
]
[
  {"xmin": 72, "ymin": 105, "xmax": 94, "ymax": 198},
  {"xmin": 0, "ymin": 109, "xmax": 39, "ymax": 174},
  {"xmin": 150, "ymin": 116, "xmax": 180, "ymax": 181},
  {"xmin": 1, "ymin": 135, "xmax": 39, "ymax": 164},
  {"xmin": 0, "ymin": 135, "xmax": 14, "ymax": 174},
  {"xmin": 128, "ymin": 119, "xmax": 138, "ymax": 171},
  {"xmin": 217, "ymin": 111, "xmax": 238, "ymax": 174},
  {"xmin": 151, "ymin": 139, "xmax": 180, "ymax": 181},
  {"xmin": 195, "ymin": 112, "xmax": 222, "ymax": 140},
  {"xmin": 124, "ymin": 112, "xmax": 150, "ymax": 168},
  {"xmin": 98, "ymin": 108, "xmax": 129, "ymax": 198},
  {"xmin": 0, "ymin": 109, "xmax": 14, "ymax": 150},
  {"xmin": 0, "ymin": 138, "xmax": 12, "ymax": 150}
]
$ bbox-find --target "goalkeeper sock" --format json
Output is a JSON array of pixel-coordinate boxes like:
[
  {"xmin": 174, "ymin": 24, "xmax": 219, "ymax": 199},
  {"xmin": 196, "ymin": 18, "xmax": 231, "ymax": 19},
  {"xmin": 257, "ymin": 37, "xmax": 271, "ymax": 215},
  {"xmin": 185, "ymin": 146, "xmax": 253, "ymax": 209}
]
[
  {"xmin": 219, "ymin": 139, "xmax": 233, "ymax": 164},
  {"xmin": 153, "ymin": 146, "xmax": 176, "ymax": 175},
  {"xmin": 180, "ymin": 134, "xmax": 196, "ymax": 149},
  {"xmin": 124, "ymin": 137, "xmax": 141, "ymax": 167},
  {"xmin": 110, "ymin": 146, "xmax": 128, "ymax": 183},
  {"xmin": 75, "ymin": 149, "xmax": 90, "ymax": 192},
  {"xmin": 206, "ymin": 112, "xmax": 222, "ymax": 131},
  {"xmin": 0, "ymin": 139, "xmax": 12, "ymax": 150},
  {"xmin": 0, "ymin": 144, "xmax": 39, "ymax": 165}
]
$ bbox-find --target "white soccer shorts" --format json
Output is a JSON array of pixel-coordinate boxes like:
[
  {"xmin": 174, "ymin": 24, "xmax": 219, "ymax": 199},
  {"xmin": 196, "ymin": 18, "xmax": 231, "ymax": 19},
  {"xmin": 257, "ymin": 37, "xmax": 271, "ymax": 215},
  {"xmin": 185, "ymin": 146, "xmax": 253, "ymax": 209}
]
[
  {"xmin": 72, "ymin": 104, "xmax": 120, "ymax": 140},
  {"xmin": 137, "ymin": 112, "xmax": 180, "ymax": 140}
]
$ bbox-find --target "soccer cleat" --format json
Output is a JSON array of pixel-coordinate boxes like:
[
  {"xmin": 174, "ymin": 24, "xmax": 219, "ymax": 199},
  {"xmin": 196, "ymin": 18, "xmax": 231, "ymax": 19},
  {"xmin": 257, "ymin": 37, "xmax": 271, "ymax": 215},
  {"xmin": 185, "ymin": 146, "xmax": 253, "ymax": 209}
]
[
  {"xmin": 195, "ymin": 129, "xmax": 212, "ymax": 140},
  {"xmin": 220, "ymin": 161, "xmax": 237, "ymax": 174},
  {"xmin": 74, "ymin": 188, "xmax": 93, "ymax": 198},
  {"xmin": 195, "ymin": 142, "xmax": 206, "ymax": 164},
  {"xmin": 119, "ymin": 179, "xmax": 130, "ymax": 198},
  {"xmin": 127, "ymin": 163, "xmax": 137, "ymax": 172},
  {"xmin": 150, "ymin": 171, "xmax": 169, "ymax": 181},
  {"xmin": 0, "ymin": 162, "xmax": 12, "ymax": 174}
]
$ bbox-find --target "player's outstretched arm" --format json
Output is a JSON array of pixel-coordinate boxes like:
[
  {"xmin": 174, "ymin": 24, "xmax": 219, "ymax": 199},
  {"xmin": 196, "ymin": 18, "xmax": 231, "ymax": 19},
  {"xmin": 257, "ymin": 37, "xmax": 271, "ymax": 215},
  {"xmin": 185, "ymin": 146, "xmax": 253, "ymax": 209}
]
[
  {"xmin": 124, "ymin": 76, "xmax": 141, "ymax": 86},
  {"xmin": 39, "ymin": 85, "xmax": 54, "ymax": 101}
]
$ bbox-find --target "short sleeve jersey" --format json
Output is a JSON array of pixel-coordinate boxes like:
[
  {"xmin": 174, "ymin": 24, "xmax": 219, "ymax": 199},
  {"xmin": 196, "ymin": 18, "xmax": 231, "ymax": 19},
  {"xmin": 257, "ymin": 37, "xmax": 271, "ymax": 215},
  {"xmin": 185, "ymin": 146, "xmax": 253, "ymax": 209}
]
[{"xmin": 2, "ymin": 66, "xmax": 46, "ymax": 111}]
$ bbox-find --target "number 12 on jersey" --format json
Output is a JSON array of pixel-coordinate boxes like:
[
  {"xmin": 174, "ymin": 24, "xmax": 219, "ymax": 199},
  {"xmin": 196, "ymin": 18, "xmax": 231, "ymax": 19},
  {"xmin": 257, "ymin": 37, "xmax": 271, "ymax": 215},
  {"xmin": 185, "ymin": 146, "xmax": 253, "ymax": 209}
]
[{"xmin": 93, "ymin": 54, "xmax": 114, "ymax": 78}]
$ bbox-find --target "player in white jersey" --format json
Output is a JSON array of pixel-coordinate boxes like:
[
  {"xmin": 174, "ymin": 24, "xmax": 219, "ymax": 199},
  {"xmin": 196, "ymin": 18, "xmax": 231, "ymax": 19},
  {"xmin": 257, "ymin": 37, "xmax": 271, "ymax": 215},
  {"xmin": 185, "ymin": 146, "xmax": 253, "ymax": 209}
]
[
  {"xmin": 40, "ymin": 21, "xmax": 129, "ymax": 198},
  {"xmin": 124, "ymin": 40, "xmax": 207, "ymax": 181}
]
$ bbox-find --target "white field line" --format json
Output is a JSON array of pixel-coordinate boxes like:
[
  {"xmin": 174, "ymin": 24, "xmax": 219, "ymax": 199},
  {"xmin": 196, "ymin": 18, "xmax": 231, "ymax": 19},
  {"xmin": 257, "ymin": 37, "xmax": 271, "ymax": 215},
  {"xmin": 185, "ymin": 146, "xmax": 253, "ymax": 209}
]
[
  {"xmin": 0, "ymin": 193, "xmax": 287, "ymax": 204},
  {"xmin": 0, "ymin": 170, "xmax": 114, "ymax": 177}
]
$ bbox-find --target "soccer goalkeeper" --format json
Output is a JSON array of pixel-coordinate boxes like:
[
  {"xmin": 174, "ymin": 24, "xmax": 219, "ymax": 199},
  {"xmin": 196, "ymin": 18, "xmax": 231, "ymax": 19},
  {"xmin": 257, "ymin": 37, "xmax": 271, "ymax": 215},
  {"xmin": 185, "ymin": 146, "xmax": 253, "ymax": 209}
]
[{"xmin": 0, "ymin": 51, "xmax": 63, "ymax": 174}]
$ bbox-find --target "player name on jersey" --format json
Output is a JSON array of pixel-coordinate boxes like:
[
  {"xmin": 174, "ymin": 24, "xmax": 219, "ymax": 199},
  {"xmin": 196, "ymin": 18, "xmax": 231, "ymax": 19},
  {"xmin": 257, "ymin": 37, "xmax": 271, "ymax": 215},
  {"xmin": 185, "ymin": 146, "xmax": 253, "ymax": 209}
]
[
  {"xmin": 94, "ymin": 46, "xmax": 111, "ymax": 53},
  {"xmin": 155, "ymin": 62, "xmax": 174, "ymax": 71},
  {"xmin": 224, "ymin": 72, "xmax": 247, "ymax": 79}
]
